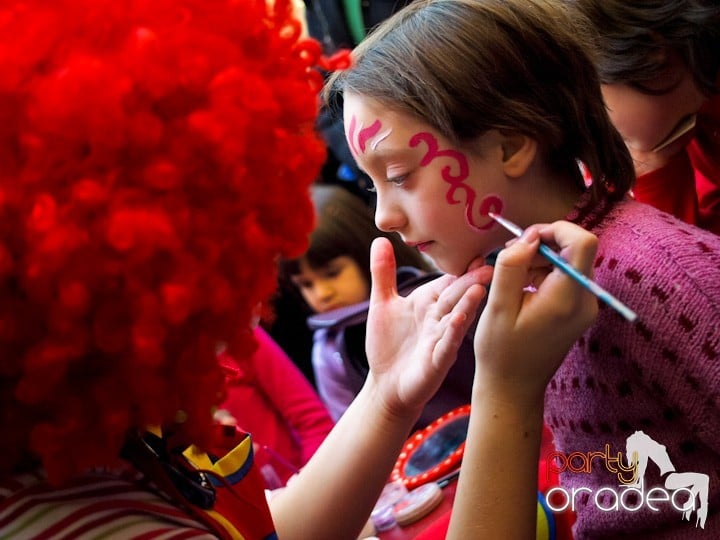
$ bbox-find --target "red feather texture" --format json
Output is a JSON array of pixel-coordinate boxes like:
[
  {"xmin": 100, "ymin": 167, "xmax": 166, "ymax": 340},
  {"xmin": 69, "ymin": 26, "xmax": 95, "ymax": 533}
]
[{"xmin": 0, "ymin": 0, "xmax": 336, "ymax": 483}]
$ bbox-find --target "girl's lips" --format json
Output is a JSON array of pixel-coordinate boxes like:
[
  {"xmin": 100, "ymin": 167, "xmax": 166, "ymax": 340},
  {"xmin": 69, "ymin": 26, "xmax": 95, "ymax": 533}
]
[{"xmin": 412, "ymin": 241, "xmax": 433, "ymax": 253}]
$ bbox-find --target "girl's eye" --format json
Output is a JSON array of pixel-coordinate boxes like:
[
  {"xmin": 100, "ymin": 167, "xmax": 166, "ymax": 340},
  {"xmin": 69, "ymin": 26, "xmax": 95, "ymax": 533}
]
[
  {"xmin": 324, "ymin": 267, "xmax": 342, "ymax": 279},
  {"xmin": 293, "ymin": 280, "xmax": 312, "ymax": 290},
  {"xmin": 366, "ymin": 174, "xmax": 408, "ymax": 193},
  {"xmin": 387, "ymin": 174, "xmax": 408, "ymax": 186}
]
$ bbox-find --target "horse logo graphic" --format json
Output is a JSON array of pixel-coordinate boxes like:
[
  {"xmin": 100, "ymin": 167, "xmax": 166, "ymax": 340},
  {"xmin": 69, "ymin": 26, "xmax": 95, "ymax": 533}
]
[{"xmin": 625, "ymin": 430, "xmax": 709, "ymax": 529}]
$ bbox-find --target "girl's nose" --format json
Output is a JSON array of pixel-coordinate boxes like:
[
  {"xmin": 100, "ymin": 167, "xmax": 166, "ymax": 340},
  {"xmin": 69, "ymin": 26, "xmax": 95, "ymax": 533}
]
[
  {"xmin": 314, "ymin": 280, "xmax": 335, "ymax": 301},
  {"xmin": 374, "ymin": 193, "xmax": 406, "ymax": 233}
]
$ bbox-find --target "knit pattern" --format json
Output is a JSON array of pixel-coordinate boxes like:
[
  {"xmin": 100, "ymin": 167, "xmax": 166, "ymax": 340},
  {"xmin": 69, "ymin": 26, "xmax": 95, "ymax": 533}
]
[{"xmin": 545, "ymin": 195, "xmax": 720, "ymax": 539}]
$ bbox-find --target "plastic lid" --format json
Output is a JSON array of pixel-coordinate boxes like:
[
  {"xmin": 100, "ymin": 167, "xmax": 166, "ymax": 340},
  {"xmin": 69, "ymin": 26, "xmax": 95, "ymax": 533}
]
[{"xmin": 391, "ymin": 483, "xmax": 445, "ymax": 527}]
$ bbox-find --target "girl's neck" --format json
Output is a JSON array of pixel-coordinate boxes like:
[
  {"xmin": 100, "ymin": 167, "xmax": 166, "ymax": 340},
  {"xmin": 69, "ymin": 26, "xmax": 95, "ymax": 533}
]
[{"xmin": 517, "ymin": 162, "xmax": 587, "ymax": 226}]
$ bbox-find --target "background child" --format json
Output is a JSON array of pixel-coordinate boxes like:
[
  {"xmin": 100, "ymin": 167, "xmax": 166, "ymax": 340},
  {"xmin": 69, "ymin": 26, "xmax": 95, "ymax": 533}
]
[
  {"xmin": 326, "ymin": 0, "xmax": 720, "ymax": 536},
  {"xmin": 562, "ymin": 0, "xmax": 720, "ymax": 234}
]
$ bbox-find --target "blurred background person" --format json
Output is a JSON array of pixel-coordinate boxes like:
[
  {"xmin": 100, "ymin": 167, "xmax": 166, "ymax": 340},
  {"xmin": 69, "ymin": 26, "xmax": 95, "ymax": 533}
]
[
  {"xmin": 563, "ymin": 0, "xmax": 720, "ymax": 233},
  {"xmin": 216, "ymin": 326, "xmax": 334, "ymax": 489}
]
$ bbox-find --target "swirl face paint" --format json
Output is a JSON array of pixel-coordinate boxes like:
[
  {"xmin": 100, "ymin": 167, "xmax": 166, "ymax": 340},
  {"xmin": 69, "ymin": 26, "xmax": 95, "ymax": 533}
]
[
  {"xmin": 346, "ymin": 110, "xmax": 504, "ymax": 235},
  {"xmin": 409, "ymin": 132, "xmax": 502, "ymax": 230},
  {"xmin": 347, "ymin": 116, "xmax": 390, "ymax": 157}
]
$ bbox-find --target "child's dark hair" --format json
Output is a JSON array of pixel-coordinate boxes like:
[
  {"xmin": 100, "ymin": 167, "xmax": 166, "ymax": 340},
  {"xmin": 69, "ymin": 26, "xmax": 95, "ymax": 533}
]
[
  {"xmin": 281, "ymin": 184, "xmax": 432, "ymax": 286},
  {"xmin": 325, "ymin": 0, "xmax": 635, "ymax": 201},
  {"xmin": 562, "ymin": 0, "xmax": 720, "ymax": 96}
]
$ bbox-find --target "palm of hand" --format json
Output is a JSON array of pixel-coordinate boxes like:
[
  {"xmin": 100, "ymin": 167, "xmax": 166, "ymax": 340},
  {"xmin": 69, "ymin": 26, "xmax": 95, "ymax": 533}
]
[
  {"xmin": 365, "ymin": 276, "xmax": 456, "ymax": 413},
  {"xmin": 364, "ymin": 238, "xmax": 489, "ymax": 419}
]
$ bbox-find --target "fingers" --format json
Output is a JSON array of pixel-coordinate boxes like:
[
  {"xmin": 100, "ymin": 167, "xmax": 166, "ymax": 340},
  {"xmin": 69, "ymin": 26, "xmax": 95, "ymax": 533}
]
[
  {"xmin": 488, "ymin": 220, "xmax": 600, "ymax": 325},
  {"xmin": 472, "ymin": 221, "xmax": 599, "ymax": 400},
  {"xmin": 421, "ymin": 266, "xmax": 490, "ymax": 373},
  {"xmin": 486, "ymin": 226, "xmax": 542, "ymax": 319},
  {"xmin": 466, "ymin": 255, "xmax": 487, "ymax": 272},
  {"xmin": 369, "ymin": 237, "xmax": 398, "ymax": 304},
  {"xmin": 417, "ymin": 263, "xmax": 492, "ymax": 322},
  {"xmin": 432, "ymin": 282, "xmax": 486, "ymax": 369},
  {"xmin": 533, "ymin": 221, "xmax": 599, "ymax": 326},
  {"xmin": 537, "ymin": 221, "xmax": 598, "ymax": 278}
]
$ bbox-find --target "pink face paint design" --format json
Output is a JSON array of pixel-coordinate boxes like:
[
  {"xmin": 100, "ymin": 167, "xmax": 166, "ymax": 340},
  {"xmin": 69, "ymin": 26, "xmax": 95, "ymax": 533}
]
[
  {"xmin": 358, "ymin": 120, "xmax": 382, "ymax": 153},
  {"xmin": 347, "ymin": 115, "xmax": 359, "ymax": 157},
  {"xmin": 371, "ymin": 129, "xmax": 392, "ymax": 151},
  {"xmin": 346, "ymin": 115, "xmax": 383, "ymax": 158},
  {"xmin": 477, "ymin": 195, "xmax": 503, "ymax": 230},
  {"xmin": 409, "ymin": 132, "xmax": 500, "ymax": 230}
]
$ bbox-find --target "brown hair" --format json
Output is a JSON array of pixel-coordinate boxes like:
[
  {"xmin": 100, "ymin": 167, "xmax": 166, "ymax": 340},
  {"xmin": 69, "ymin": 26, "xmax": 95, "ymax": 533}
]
[
  {"xmin": 562, "ymin": 0, "xmax": 720, "ymax": 96},
  {"xmin": 325, "ymin": 0, "xmax": 635, "ymax": 200}
]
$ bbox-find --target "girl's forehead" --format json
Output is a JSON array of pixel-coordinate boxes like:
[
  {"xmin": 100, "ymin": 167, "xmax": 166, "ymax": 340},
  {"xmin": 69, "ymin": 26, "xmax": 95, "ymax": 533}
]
[
  {"xmin": 343, "ymin": 93, "xmax": 410, "ymax": 126},
  {"xmin": 342, "ymin": 93, "xmax": 444, "ymax": 158}
]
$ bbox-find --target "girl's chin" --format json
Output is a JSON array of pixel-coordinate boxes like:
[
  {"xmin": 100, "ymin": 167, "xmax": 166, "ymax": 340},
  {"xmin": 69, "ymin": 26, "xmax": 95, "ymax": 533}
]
[{"xmin": 433, "ymin": 259, "xmax": 468, "ymax": 277}]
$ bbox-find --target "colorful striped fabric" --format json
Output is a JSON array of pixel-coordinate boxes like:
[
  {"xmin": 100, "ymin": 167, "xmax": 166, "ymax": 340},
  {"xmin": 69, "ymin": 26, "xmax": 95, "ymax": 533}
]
[
  {"xmin": 1, "ymin": 429, "xmax": 278, "ymax": 540},
  {"xmin": 0, "ymin": 471, "xmax": 218, "ymax": 539}
]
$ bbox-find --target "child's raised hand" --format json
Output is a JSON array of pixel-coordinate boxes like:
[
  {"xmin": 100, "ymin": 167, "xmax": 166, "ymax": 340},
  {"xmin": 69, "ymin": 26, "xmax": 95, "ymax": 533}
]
[
  {"xmin": 364, "ymin": 237, "xmax": 491, "ymax": 420},
  {"xmin": 473, "ymin": 220, "xmax": 599, "ymax": 404}
]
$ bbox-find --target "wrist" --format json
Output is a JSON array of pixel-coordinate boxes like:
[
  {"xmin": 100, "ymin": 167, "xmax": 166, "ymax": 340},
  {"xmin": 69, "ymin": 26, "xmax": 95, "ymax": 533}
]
[
  {"xmin": 471, "ymin": 375, "xmax": 546, "ymax": 427},
  {"xmin": 356, "ymin": 375, "xmax": 422, "ymax": 437}
]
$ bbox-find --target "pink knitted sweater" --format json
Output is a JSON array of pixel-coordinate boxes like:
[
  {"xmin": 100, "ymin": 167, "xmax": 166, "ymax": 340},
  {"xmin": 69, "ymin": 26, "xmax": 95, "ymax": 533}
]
[{"xmin": 544, "ymin": 195, "xmax": 720, "ymax": 539}]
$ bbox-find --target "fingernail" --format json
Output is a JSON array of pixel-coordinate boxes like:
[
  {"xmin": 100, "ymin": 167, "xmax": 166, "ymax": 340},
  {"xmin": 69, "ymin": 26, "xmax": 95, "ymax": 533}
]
[{"xmin": 520, "ymin": 227, "xmax": 538, "ymax": 244}]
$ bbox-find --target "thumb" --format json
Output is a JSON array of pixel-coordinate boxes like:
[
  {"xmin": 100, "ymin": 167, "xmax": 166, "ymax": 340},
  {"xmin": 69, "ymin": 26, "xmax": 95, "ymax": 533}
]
[
  {"xmin": 485, "ymin": 227, "xmax": 540, "ymax": 318},
  {"xmin": 369, "ymin": 237, "xmax": 399, "ymax": 305}
]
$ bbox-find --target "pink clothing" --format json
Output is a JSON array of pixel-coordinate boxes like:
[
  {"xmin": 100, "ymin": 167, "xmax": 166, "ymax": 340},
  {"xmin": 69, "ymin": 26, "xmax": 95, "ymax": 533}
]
[
  {"xmin": 219, "ymin": 328, "xmax": 334, "ymax": 484},
  {"xmin": 633, "ymin": 92, "xmax": 720, "ymax": 235},
  {"xmin": 545, "ymin": 195, "xmax": 720, "ymax": 539}
]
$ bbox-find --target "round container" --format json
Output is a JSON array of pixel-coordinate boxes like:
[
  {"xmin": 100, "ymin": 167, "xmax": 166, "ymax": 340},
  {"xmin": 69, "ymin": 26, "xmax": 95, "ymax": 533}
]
[
  {"xmin": 370, "ymin": 480, "xmax": 409, "ymax": 532},
  {"xmin": 391, "ymin": 482, "xmax": 445, "ymax": 526}
]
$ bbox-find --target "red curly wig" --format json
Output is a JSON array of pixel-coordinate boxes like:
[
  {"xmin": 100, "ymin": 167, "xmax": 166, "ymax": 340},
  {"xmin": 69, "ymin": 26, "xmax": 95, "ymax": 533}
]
[{"xmin": 0, "ymin": 0, "xmax": 345, "ymax": 483}]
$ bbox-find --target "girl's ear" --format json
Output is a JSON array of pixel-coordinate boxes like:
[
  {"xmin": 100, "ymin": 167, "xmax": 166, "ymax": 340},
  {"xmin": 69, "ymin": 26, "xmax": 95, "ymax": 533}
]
[{"xmin": 500, "ymin": 133, "xmax": 537, "ymax": 178}]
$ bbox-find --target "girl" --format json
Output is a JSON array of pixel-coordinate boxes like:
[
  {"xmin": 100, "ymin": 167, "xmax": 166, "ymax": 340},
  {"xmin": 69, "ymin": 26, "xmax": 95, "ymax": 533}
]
[
  {"xmin": 281, "ymin": 184, "xmax": 432, "ymax": 317},
  {"xmin": 280, "ymin": 184, "xmax": 474, "ymax": 429},
  {"xmin": 326, "ymin": 0, "xmax": 720, "ymax": 537}
]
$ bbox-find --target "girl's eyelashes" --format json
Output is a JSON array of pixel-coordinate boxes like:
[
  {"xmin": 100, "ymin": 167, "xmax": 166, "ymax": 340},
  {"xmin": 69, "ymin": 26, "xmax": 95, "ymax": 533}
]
[
  {"xmin": 324, "ymin": 268, "xmax": 342, "ymax": 279},
  {"xmin": 365, "ymin": 174, "xmax": 409, "ymax": 193},
  {"xmin": 365, "ymin": 173, "xmax": 409, "ymax": 193},
  {"xmin": 387, "ymin": 174, "xmax": 408, "ymax": 186}
]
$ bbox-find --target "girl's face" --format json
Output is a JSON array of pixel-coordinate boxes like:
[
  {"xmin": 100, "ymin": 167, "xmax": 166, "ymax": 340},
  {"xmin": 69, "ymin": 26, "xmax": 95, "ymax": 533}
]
[
  {"xmin": 343, "ymin": 93, "xmax": 512, "ymax": 276},
  {"xmin": 600, "ymin": 58, "xmax": 706, "ymax": 156},
  {"xmin": 291, "ymin": 255, "xmax": 370, "ymax": 313}
]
